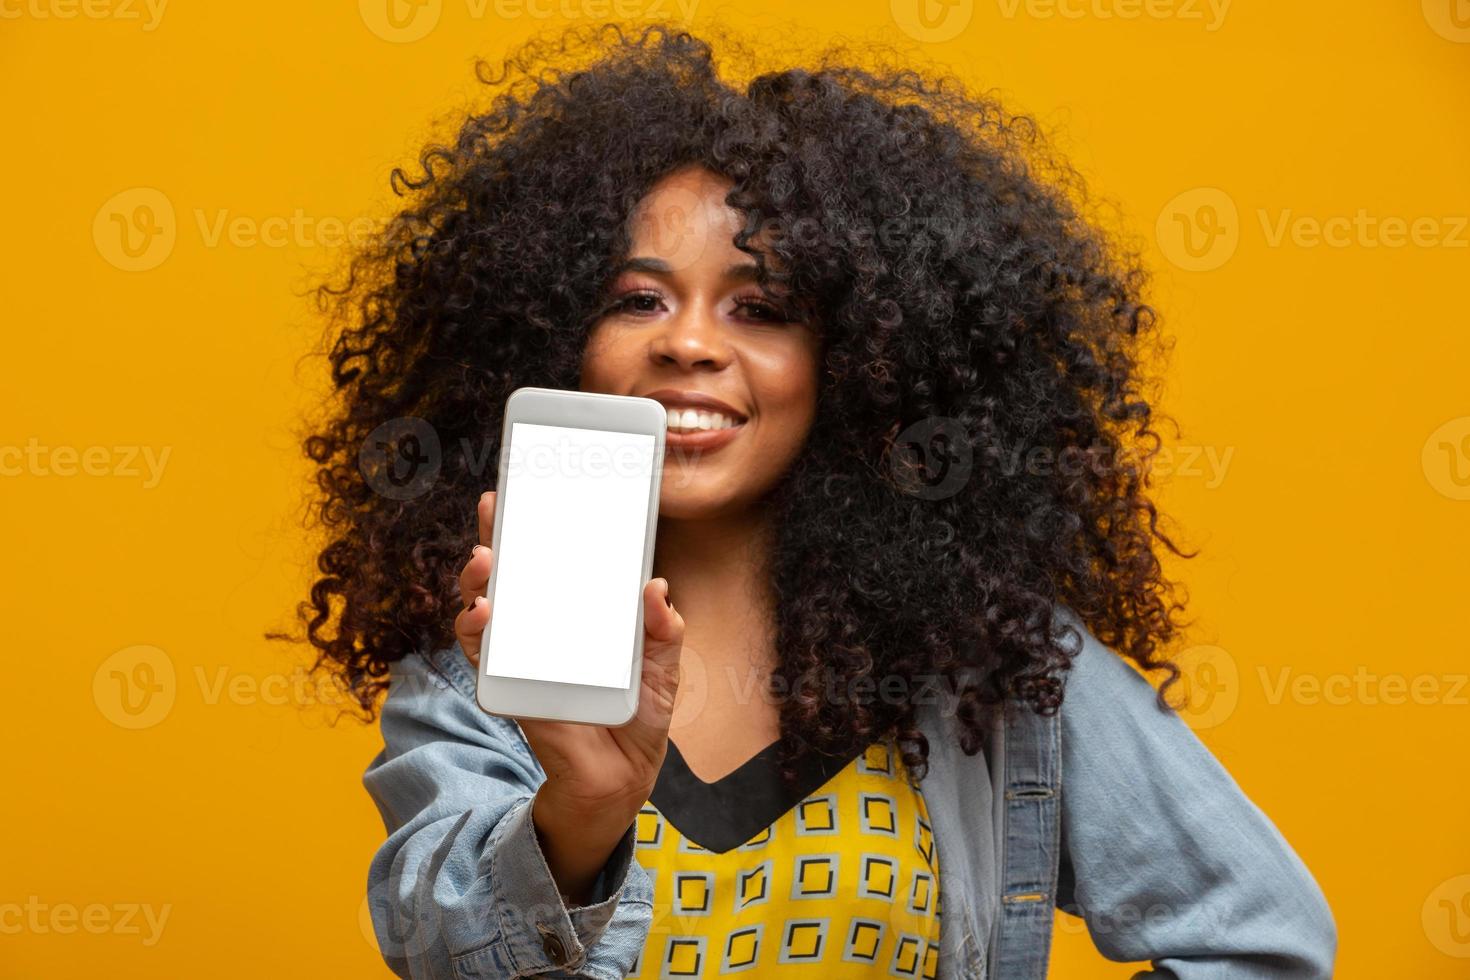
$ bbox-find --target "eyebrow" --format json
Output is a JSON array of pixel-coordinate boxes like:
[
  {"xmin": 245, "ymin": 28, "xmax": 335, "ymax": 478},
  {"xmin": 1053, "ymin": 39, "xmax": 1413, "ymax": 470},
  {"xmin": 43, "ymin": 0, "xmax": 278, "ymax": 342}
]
[{"xmin": 614, "ymin": 256, "xmax": 762, "ymax": 282}]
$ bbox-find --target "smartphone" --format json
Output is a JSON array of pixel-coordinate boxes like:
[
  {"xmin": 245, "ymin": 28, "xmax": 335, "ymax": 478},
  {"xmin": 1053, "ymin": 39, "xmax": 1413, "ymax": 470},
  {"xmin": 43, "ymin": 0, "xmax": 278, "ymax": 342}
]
[{"xmin": 475, "ymin": 386, "xmax": 666, "ymax": 726}]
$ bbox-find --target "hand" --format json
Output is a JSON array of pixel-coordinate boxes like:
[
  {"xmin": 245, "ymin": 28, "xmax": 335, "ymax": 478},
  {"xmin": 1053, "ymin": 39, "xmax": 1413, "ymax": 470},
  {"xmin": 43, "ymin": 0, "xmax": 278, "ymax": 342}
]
[{"xmin": 456, "ymin": 490, "xmax": 686, "ymax": 828}]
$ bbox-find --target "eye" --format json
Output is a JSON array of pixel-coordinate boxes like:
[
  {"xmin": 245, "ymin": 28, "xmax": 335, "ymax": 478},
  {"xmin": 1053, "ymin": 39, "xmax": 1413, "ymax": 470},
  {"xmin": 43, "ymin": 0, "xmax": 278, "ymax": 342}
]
[
  {"xmin": 733, "ymin": 293, "xmax": 797, "ymax": 323},
  {"xmin": 604, "ymin": 289, "xmax": 665, "ymax": 317}
]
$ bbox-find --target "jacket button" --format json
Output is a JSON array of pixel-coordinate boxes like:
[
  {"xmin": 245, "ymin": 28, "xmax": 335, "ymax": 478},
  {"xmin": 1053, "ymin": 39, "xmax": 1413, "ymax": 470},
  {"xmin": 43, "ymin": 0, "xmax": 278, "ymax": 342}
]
[{"xmin": 541, "ymin": 929, "xmax": 568, "ymax": 964}]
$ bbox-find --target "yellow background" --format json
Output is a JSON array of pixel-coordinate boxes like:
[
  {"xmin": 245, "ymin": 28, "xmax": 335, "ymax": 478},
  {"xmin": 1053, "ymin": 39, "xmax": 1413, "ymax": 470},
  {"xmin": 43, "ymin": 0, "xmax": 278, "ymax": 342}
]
[{"xmin": 3, "ymin": 1, "xmax": 1467, "ymax": 975}]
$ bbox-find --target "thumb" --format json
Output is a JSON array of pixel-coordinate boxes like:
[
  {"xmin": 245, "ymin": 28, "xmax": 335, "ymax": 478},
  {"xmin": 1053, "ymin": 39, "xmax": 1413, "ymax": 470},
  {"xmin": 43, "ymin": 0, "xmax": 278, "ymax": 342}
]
[
  {"xmin": 643, "ymin": 577, "xmax": 684, "ymax": 670},
  {"xmin": 622, "ymin": 578, "xmax": 685, "ymax": 739}
]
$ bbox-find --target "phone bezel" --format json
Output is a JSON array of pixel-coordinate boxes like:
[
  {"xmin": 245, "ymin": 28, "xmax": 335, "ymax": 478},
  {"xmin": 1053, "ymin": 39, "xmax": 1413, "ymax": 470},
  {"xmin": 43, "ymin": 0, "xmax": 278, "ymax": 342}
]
[{"xmin": 474, "ymin": 386, "xmax": 667, "ymax": 727}]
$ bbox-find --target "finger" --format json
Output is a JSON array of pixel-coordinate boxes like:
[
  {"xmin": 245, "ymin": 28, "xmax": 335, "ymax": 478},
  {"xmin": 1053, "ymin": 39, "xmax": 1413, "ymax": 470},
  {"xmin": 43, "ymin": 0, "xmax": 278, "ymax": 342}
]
[
  {"xmin": 618, "ymin": 579, "xmax": 685, "ymax": 745},
  {"xmin": 642, "ymin": 577, "xmax": 684, "ymax": 652},
  {"xmin": 456, "ymin": 594, "xmax": 490, "ymax": 667},
  {"xmin": 457, "ymin": 544, "xmax": 494, "ymax": 612},
  {"xmin": 477, "ymin": 490, "xmax": 497, "ymax": 548}
]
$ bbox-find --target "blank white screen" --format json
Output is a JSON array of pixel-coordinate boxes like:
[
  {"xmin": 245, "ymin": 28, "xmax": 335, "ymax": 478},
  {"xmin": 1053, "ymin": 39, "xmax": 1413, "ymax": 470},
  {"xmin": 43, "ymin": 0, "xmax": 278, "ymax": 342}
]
[{"xmin": 483, "ymin": 421, "xmax": 656, "ymax": 689}]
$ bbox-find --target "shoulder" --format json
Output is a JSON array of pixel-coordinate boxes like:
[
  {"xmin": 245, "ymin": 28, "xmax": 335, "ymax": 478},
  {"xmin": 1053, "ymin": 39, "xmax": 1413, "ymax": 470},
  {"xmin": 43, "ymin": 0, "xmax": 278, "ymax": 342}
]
[
  {"xmin": 387, "ymin": 643, "xmax": 478, "ymax": 697},
  {"xmin": 1044, "ymin": 608, "xmax": 1339, "ymax": 972},
  {"xmin": 1051, "ymin": 604, "xmax": 1168, "ymax": 722},
  {"xmin": 377, "ymin": 647, "xmax": 536, "ymax": 766},
  {"xmin": 1045, "ymin": 604, "xmax": 1199, "ymax": 778}
]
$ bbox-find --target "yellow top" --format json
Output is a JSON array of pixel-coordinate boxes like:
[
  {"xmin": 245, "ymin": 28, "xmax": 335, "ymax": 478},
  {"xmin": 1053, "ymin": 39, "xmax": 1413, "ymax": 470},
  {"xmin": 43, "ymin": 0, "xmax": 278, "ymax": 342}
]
[{"xmin": 627, "ymin": 739, "xmax": 942, "ymax": 978}]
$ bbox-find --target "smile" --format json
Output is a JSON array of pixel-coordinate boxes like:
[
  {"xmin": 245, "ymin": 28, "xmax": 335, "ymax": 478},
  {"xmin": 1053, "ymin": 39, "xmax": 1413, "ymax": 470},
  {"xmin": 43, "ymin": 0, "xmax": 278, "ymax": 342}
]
[
  {"xmin": 663, "ymin": 415, "xmax": 746, "ymax": 452},
  {"xmin": 666, "ymin": 409, "xmax": 741, "ymax": 433}
]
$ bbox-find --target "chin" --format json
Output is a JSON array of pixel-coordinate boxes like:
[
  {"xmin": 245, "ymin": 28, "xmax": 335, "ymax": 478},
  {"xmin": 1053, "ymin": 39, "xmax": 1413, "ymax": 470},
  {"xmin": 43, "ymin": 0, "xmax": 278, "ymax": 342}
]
[{"xmin": 657, "ymin": 486, "xmax": 743, "ymax": 521}]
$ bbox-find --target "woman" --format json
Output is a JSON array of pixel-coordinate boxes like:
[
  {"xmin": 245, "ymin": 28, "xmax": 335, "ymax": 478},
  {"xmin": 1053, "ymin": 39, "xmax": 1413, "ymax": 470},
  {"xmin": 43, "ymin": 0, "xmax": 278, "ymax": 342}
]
[{"xmin": 291, "ymin": 23, "xmax": 1336, "ymax": 979}]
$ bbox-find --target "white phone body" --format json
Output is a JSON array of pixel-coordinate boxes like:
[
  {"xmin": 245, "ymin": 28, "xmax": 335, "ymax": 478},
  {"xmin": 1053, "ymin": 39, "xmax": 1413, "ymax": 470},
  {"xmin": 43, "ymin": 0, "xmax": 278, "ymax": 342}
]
[{"xmin": 475, "ymin": 386, "xmax": 666, "ymax": 727}]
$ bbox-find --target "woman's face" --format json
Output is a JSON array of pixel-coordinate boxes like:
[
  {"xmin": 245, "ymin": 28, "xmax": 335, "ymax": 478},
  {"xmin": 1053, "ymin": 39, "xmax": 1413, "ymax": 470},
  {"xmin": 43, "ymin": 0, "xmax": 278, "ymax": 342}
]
[{"xmin": 580, "ymin": 165, "xmax": 822, "ymax": 521}]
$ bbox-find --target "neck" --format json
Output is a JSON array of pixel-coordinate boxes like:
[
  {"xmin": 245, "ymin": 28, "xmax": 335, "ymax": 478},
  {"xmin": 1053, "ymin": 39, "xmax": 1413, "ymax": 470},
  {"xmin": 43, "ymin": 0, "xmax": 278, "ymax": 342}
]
[{"xmin": 653, "ymin": 508, "xmax": 779, "ymax": 668}]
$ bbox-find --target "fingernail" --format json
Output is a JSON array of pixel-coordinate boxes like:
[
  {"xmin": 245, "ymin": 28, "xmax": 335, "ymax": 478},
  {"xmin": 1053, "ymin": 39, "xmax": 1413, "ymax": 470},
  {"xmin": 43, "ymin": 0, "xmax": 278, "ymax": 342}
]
[
  {"xmin": 661, "ymin": 580, "xmax": 673, "ymax": 608},
  {"xmin": 472, "ymin": 545, "xmax": 484, "ymax": 556}
]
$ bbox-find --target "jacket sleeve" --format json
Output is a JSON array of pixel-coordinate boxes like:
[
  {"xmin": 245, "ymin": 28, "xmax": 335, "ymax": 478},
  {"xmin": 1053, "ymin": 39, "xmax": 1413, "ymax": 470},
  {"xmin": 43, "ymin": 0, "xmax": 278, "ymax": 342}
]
[
  {"xmin": 1052, "ymin": 612, "xmax": 1338, "ymax": 978},
  {"xmin": 362, "ymin": 649, "xmax": 653, "ymax": 980}
]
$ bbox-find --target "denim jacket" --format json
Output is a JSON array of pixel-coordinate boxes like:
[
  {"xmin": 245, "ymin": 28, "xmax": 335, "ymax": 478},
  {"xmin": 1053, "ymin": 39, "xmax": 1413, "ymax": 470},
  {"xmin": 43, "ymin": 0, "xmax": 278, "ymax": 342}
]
[{"xmin": 363, "ymin": 608, "xmax": 1338, "ymax": 979}]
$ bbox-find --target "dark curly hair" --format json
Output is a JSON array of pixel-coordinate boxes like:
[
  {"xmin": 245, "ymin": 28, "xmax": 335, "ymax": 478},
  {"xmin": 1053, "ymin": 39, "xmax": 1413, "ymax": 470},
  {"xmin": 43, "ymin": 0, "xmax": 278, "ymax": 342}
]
[{"xmin": 275, "ymin": 21, "xmax": 1195, "ymax": 786}]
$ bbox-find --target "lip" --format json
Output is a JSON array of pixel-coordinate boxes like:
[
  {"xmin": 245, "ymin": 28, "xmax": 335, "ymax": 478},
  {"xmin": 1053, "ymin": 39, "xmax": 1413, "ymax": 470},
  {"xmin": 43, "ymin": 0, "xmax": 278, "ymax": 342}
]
[
  {"xmin": 662, "ymin": 423, "xmax": 744, "ymax": 453},
  {"xmin": 639, "ymin": 388, "xmax": 749, "ymax": 423},
  {"xmin": 639, "ymin": 387, "xmax": 749, "ymax": 454}
]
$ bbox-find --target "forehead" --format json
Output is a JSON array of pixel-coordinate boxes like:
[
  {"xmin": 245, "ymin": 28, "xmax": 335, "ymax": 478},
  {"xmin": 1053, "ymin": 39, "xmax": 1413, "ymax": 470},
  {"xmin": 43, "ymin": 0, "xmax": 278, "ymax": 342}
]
[
  {"xmin": 633, "ymin": 164, "xmax": 736, "ymax": 216},
  {"xmin": 624, "ymin": 165, "xmax": 778, "ymax": 270}
]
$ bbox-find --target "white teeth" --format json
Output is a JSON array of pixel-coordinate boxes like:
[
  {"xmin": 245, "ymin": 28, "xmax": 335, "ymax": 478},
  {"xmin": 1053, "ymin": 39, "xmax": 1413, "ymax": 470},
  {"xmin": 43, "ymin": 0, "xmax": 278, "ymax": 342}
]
[{"xmin": 667, "ymin": 408, "xmax": 740, "ymax": 432}]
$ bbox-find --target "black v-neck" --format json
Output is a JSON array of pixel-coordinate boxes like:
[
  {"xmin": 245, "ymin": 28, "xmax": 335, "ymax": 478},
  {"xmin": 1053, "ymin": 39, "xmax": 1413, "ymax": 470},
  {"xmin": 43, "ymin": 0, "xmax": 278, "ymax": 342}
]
[{"xmin": 648, "ymin": 737, "xmax": 869, "ymax": 854}]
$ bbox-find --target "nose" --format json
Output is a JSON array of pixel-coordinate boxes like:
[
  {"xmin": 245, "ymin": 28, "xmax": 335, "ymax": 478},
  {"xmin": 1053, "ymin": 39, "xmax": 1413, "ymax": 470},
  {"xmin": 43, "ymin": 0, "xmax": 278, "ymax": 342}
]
[{"xmin": 650, "ymin": 303, "xmax": 732, "ymax": 370}]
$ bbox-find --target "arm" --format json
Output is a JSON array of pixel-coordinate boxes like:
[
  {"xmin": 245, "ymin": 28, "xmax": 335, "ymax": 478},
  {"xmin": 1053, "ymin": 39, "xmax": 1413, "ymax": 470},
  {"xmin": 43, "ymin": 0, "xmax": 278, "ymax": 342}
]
[
  {"xmin": 362, "ymin": 649, "xmax": 653, "ymax": 979},
  {"xmin": 1052, "ymin": 610, "xmax": 1338, "ymax": 978}
]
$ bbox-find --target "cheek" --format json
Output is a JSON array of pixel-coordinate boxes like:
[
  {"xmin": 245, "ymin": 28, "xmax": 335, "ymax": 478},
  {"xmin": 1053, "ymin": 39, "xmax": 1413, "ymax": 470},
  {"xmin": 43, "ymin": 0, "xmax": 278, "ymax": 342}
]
[
  {"xmin": 578, "ymin": 326, "xmax": 625, "ymax": 388},
  {"xmin": 750, "ymin": 343, "xmax": 821, "ymax": 437},
  {"xmin": 768, "ymin": 339, "xmax": 821, "ymax": 404}
]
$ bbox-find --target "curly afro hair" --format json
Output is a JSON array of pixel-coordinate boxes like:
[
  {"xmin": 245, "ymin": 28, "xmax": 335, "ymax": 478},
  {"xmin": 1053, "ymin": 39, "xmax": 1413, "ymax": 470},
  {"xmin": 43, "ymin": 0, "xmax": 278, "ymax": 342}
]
[{"xmin": 279, "ymin": 21, "xmax": 1195, "ymax": 786}]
